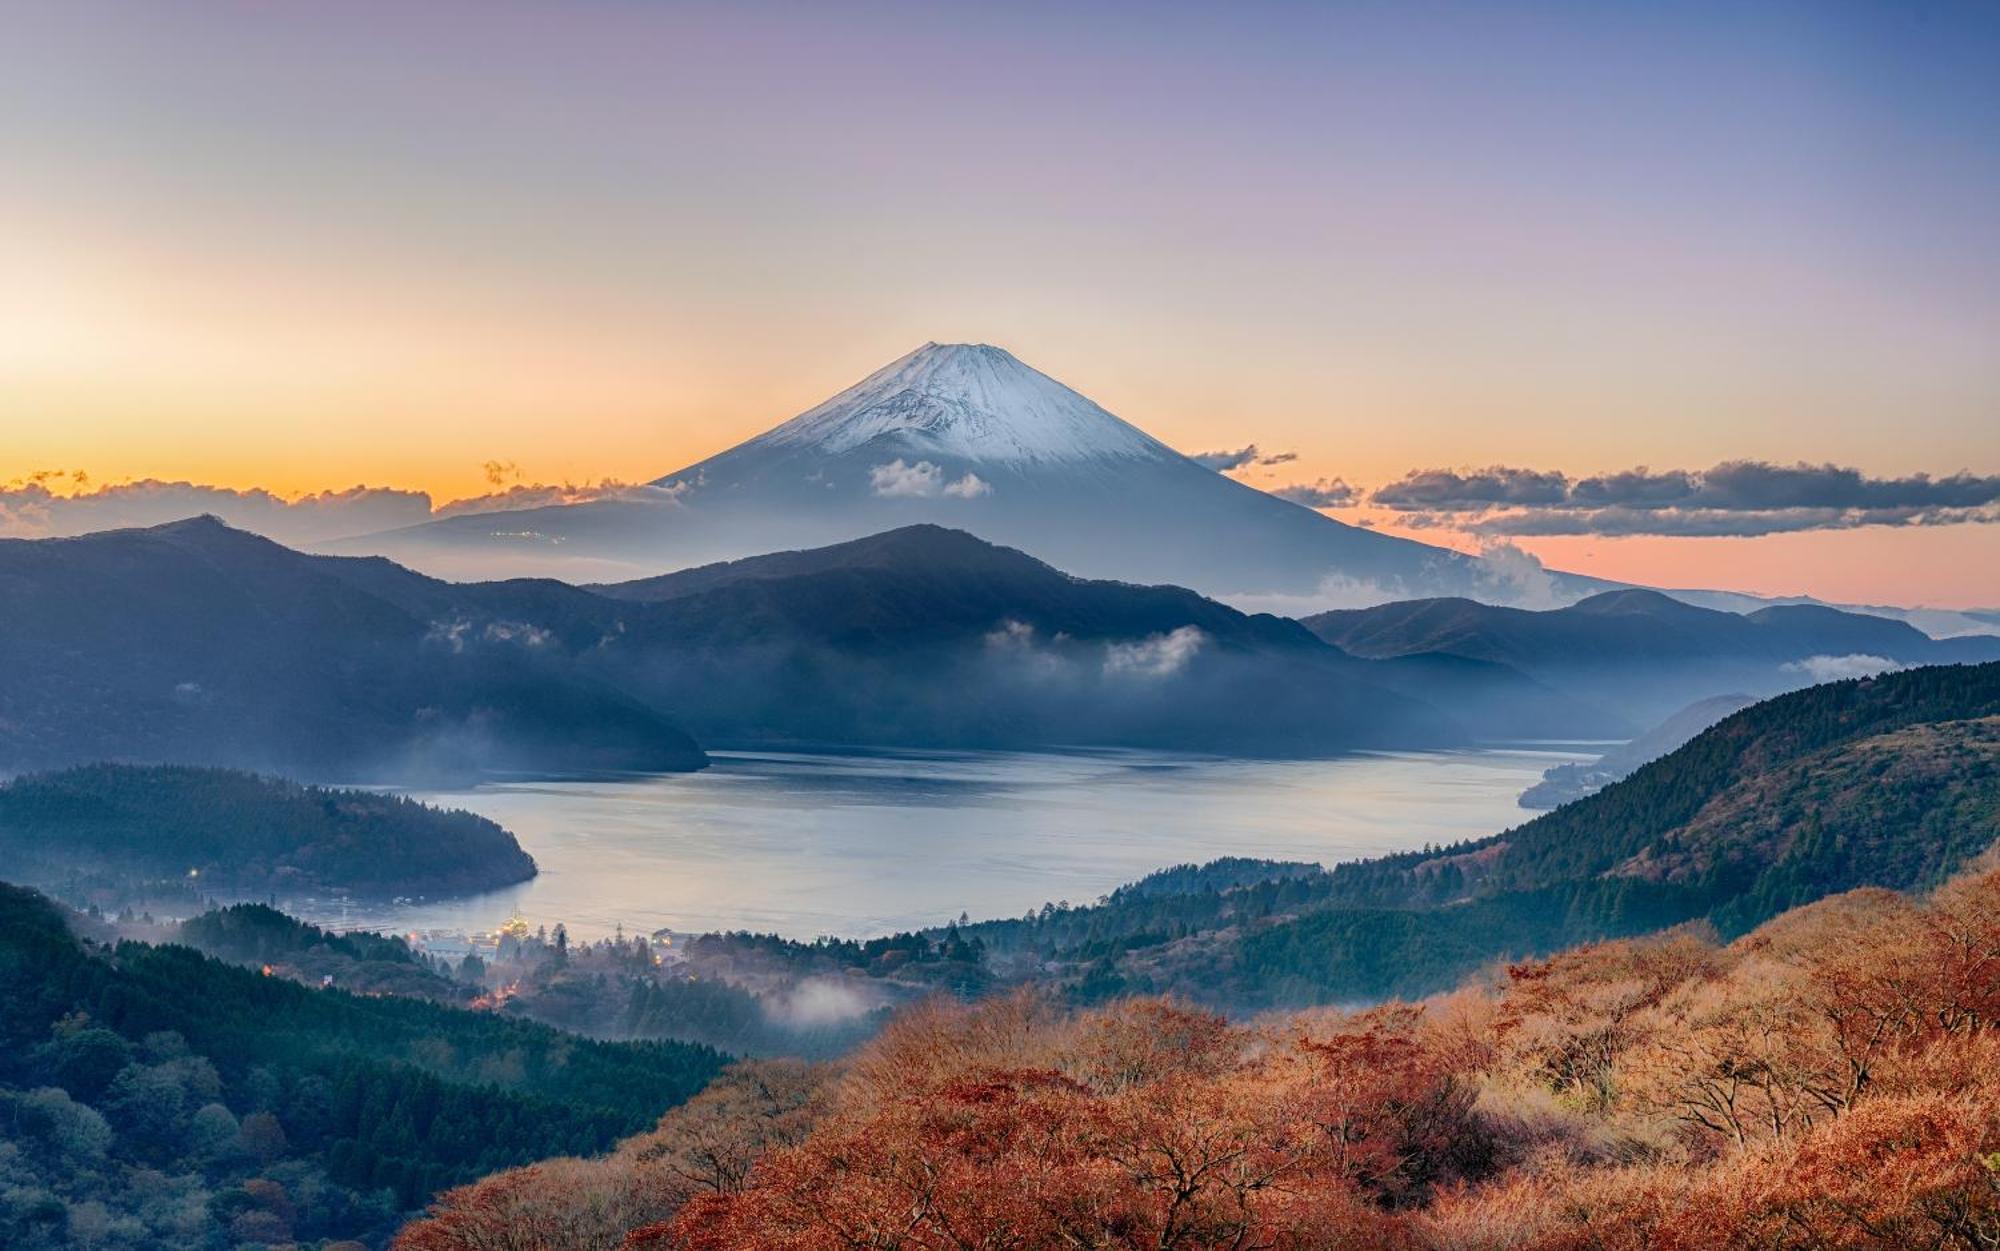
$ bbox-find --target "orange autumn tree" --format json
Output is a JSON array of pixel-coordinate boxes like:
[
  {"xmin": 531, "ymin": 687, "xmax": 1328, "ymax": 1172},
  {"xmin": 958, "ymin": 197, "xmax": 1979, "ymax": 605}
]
[
  {"xmin": 400, "ymin": 858, "xmax": 2000, "ymax": 1251},
  {"xmin": 649, "ymin": 996, "xmax": 1442, "ymax": 1250}
]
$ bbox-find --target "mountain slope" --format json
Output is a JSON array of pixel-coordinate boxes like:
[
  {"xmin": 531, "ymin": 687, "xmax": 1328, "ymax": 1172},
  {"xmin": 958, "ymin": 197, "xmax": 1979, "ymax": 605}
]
[
  {"xmin": 0, "ymin": 517, "xmax": 708, "ymax": 780},
  {"xmin": 1302, "ymin": 588, "xmax": 2000, "ymax": 723},
  {"xmin": 330, "ymin": 343, "xmax": 1603, "ymax": 603},
  {"xmin": 1519, "ymin": 692, "xmax": 1758, "ymax": 808},
  {"xmin": 588, "ymin": 524, "xmax": 1638, "ymax": 746},
  {"xmin": 593, "ymin": 524, "xmax": 1326, "ymax": 651},
  {"xmin": 5, "ymin": 518, "xmax": 1615, "ymax": 772},
  {"xmin": 583, "ymin": 525, "xmax": 1469, "ymax": 751},
  {"xmin": 0, "ymin": 882, "xmax": 725, "ymax": 1242},
  {"xmin": 316, "ymin": 520, "xmax": 1618, "ymax": 747}
]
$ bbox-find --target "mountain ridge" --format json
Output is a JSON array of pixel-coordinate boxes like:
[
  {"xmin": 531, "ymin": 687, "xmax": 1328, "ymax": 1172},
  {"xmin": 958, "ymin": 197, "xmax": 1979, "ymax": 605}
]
[
  {"xmin": 1301, "ymin": 588, "xmax": 2000, "ymax": 724},
  {"xmin": 4, "ymin": 517, "xmax": 1626, "ymax": 773}
]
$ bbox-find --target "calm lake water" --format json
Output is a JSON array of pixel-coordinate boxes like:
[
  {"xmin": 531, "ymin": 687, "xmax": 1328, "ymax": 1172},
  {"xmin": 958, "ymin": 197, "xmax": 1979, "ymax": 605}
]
[{"xmin": 288, "ymin": 746, "xmax": 1589, "ymax": 943}]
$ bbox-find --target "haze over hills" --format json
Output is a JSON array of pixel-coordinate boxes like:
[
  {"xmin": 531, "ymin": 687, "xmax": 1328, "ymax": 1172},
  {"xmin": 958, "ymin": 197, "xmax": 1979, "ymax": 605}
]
[
  {"xmin": 572, "ymin": 524, "xmax": 1611, "ymax": 748},
  {"xmin": 1302, "ymin": 587, "xmax": 2000, "ymax": 724},
  {"xmin": 331, "ymin": 342, "xmax": 1611, "ymax": 605},
  {"xmin": 1518, "ymin": 691, "xmax": 1759, "ymax": 809},
  {"xmin": 0, "ymin": 517, "xmax": 709, "ymax": 780},
  {"xmin": 2, "ymin": 517, "xmax": 1632, "ymax": 778}
]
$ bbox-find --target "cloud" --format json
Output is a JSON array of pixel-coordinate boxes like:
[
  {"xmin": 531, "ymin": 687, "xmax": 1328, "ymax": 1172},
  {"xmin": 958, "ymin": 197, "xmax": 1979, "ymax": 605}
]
[
  {"xmin": 942, "ymin": 471, "xmax": 993, "ymax": 499},
  {"xmin": 1471, "ymin": 540, "xmax": 1566, "ymax": 610},
  {"xmin": 1103, "ymin": 626, "xmax": 1207, "ymax": 678},
  {"xmin": 1187, "ymin": 444, "xmax": 1300, "ymax": 472},
  {"xmin": 869, "ymin": 459, "xmax": 992, "ymax": 500},
  {"xmin": 1222, "ymin": 574, "xmax": 1413, "ymax": 616},
  {"xmin": 1269, "ymin": 478, "xmax": 1358, "ymax": 509},
  {"xmin": 434, "ymin": 479, "xmax": 687, "ymax": 517},
  {"xmin": 482, "ymin": 621, "xmax": 554, "ymax": 648},
  {"xmin": 1189, "ymin": 445, "xmax": 1260, "ymax": 472},
  {"xmin": 767, "ymin": 978, "xmax": 877, "ymax": 1026},
  {"xmin": 0, "ymin": 467, "xmax": 691, "ymax": 546},
  {"xmin": 1372, "ymin": 466, "xmax": 1572, "ymax": 510},
  {"xmin": 1370, "ymin": 461, "xmax": 2000, "ymax": 537},
  {"xmin": 0, "ymin": 476, "xmax": 434, "ymax": 544},
  {"xmin": 1781, "ymin": 653, "xmax": 1908, "ymax": 683}
]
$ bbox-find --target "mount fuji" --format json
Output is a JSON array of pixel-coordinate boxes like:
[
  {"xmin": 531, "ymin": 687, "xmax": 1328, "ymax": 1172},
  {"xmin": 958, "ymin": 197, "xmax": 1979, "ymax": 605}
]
[{"xmin": 336, "ymin": 343, "xmax": 1604, "ymax": 605}]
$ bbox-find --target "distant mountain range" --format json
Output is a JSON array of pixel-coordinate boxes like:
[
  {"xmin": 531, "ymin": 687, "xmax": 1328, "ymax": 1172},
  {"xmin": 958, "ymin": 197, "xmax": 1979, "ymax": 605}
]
[
  {"xmin": 11, "ymin": 516, "xmax": 1987, "ymax": 783},
  {"xmin": 1302, "ymin": 588, "xmax": 2000, "ymax": 725},
  {"xmin": 329, "ymin": 342, "xmax": 1611, "ymax": 605},
  {"xmin": 574, "ymin": 523, "xmax": 1622, "ymax": 750},
  {"xmin": 0, "ymin": 518, "xmax": 708, "ymax": 780},
  {"xmin": 0, "ymin": 517, "xmax": 1629, "ymax": 780}
]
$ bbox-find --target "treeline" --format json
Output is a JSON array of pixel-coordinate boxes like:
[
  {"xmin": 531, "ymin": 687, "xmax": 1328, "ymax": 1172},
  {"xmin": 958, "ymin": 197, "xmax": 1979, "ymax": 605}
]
[
  {"xmin": 680, "ymin": 926, "xmax": 990, "ymax": 992},
  {"xmin": 0, "ymin": 882, "xmax": 724, "ymax": 1248},
  {"xmin": 0, "ymin": 764, "xmax": 537, "ymax": 898}
]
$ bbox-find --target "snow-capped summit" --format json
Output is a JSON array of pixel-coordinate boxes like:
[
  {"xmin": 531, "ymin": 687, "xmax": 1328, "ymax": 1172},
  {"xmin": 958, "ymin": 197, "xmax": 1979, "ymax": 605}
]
[{"xmin": 723, "ymin": 342, "xmax": 1174, "ymax": 467}]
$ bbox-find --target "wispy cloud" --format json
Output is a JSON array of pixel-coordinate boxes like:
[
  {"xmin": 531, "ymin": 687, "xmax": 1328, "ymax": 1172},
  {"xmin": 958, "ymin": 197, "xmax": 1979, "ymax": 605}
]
[
  {"xmin": 1269, "ymin": 478, "xmax": 1357, "ymax": 509},
  {"xmin": 869, "ymin": 459, "xmax": 992, "ymax": 500},
  {"xmin": 1370, "ymin": 461, "xmax": 2000, "ymax": 537},
  {"xmin": 1188, "ymin": 444, "xmax": 1299, "ymax": 472},
  {"xmin": 1103, "ymin": 626, "xmax": 1207, "ymax": 678},
  {"xmin": 433, "ymin": 479, "xmax": 688, "ymax": 517},
  {"xmin": 1781, "ymin": 653, "xmax": 1907, "ymax": 683}
]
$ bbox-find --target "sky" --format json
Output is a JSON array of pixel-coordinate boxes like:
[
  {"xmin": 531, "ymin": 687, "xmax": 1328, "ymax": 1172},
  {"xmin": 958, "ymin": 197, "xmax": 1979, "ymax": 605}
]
[{"xmin": 3, "ymin": 0, "xmax": 1998, "ymax": 607}]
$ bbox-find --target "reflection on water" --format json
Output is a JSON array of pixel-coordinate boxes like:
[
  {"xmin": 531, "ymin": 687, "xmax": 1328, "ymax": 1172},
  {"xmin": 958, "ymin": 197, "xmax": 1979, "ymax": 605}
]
[{"xmin": 286, "ymin": 745, "xmax": 1590, "ymax": 942}]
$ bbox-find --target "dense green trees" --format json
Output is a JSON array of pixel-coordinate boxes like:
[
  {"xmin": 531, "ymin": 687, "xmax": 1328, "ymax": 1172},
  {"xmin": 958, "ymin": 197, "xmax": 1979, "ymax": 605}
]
[
  {"xmin": 0, "ymin": 882, "xmax": 725, "ymax": 1247},
  {"xmin": 0, "ymin": 763, "xmax": 537, "ymax": 898}
]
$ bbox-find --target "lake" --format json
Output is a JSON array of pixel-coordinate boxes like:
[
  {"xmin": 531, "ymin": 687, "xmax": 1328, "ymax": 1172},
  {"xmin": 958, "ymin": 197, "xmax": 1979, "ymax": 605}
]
[{"xmin": 287, "ymin": 745, "xmax": 1590, "ymax": 943}]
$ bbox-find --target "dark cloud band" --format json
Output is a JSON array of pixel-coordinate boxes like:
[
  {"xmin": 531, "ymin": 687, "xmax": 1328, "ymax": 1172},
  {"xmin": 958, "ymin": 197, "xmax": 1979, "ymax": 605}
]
[
  {"xmin": 0, "ymin": 474, "xmax": 678, "ymax": 545},
  {"xmin": 1270, "ymin": 478, "xmax": 1358, "ymax": 509},
  {"xmin": 1370, "ymin": 461, "xmax": 2000, "ymax": 537},
  {"xmin": 1189, "ymin": 444, "xmax": 1301, "ymax": 472}
]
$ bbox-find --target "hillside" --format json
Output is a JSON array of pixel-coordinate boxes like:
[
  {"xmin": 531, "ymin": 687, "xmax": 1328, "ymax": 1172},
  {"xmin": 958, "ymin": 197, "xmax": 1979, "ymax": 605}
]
[
  {"xmin": 3, "ymin": 518, "xmax": 1624, "ymax": 769},
  {"xmin": 1519, "ymin": 692, "xmax": 1756, "ymax": 808},
  {"xmin": 0, "ymin": 517, "xmax": 708, "ymax": 781},
  {"xmin": 585, "ymin": 525, "xmax": 1624, "ymax": 745},
  {"xmin": 592, "ymin": 524, "xmax": 1334, "ymax": 651},
  {"xmin": 1302, "ymin": 588, "xmax": 2000, "ymax": 724},
  {"xmin": 0, "ymin": 882, "xmax": 725, "ymax": 1248},
  {"xmin": 393, "ymin": 852, "xmax": 2000, "ymax": 1251},
  {"xmin": 937, "ymin": 662, "xmax": 2000, "ymax": 1006},
  {"xmin": 0, "ymin": 764, "xmax": 537, "ymax": 900},
  {"xmin": 584, "ymin": 526, "xmax": 1452, "ymax": 751}
]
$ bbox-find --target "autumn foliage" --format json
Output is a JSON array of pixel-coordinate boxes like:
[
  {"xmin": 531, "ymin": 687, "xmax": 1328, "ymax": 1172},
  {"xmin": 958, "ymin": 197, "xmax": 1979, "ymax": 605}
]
[{"xmin": 398, "ymin": 856, "xmax": 2000, "ymax": 1250}]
